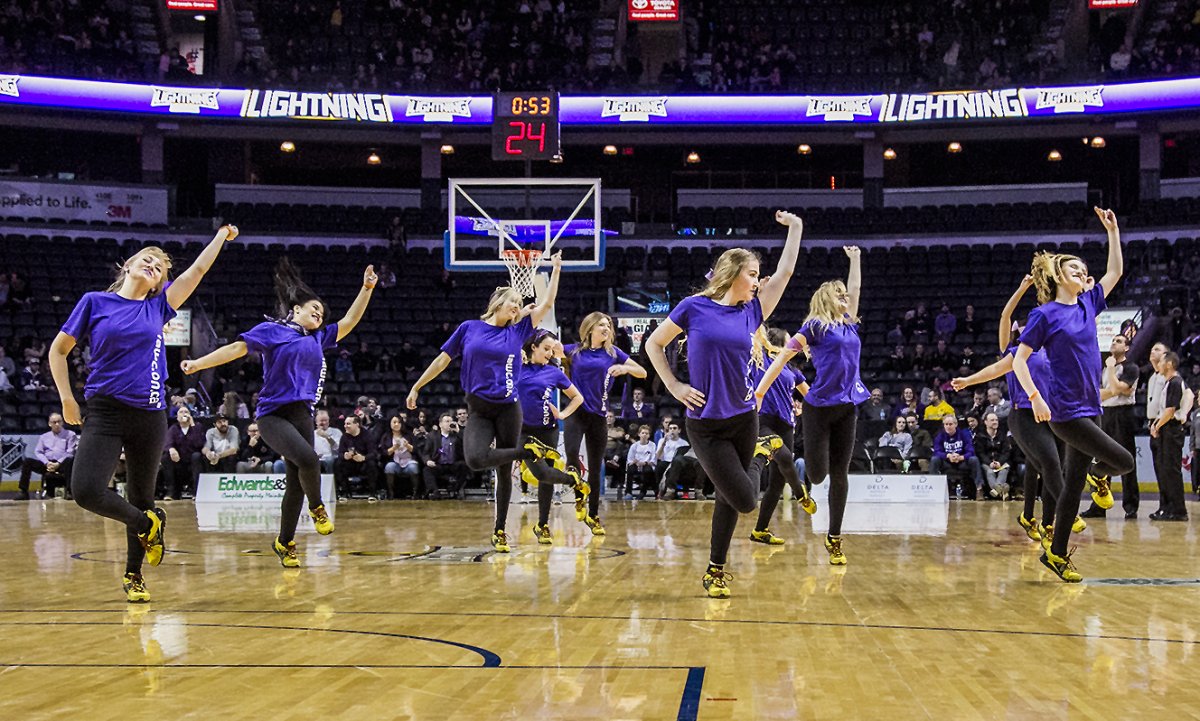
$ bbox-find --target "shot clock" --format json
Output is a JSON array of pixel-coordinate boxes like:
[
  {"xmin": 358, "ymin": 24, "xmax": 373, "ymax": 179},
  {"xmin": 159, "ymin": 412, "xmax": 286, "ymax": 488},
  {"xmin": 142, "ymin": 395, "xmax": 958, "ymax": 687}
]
[{"xmin": 491, "ymin": 92, "xmax": 561, "ymax": 161}]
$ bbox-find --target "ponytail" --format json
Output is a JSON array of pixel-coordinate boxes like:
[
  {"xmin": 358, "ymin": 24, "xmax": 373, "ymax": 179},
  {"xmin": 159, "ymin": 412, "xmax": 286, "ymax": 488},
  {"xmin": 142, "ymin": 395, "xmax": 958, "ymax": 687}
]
[
  {"xmin": 1030, "ymin": 252, "xmax": 1081, "ymax": 305},
  {"xmin": 273, "ymin": 257, "xmax": 326, "ymax": 323}
]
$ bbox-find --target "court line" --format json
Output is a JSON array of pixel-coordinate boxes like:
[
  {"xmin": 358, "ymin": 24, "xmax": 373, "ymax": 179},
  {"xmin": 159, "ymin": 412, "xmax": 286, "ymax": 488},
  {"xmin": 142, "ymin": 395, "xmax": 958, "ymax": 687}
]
[{"xmin": 9, "ymin": 608, "xmax": 1195, "ymax": 647}]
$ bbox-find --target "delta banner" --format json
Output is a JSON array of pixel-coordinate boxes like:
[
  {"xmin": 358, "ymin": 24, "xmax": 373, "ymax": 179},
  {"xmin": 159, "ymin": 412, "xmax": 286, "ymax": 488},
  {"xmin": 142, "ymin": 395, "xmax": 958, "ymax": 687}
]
[
  {"xmin": 0, "ymin": 178, "xmax": 168, "ymax": 225},
  {"xmin": 166, "ymin": 0, "xmax": 219, "ymax": 11},
  {"xmin": 6, "ymin": 73, "xmax": 1200, "ymax": 125},
  {"xmin": 629, "ymin": 0, "xmax": 679, "ymax": 22}
]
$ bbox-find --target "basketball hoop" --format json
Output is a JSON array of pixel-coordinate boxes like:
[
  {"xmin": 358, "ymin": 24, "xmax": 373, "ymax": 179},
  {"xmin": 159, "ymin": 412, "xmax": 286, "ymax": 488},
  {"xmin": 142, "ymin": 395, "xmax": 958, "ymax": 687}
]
[{"xmin": 500, "ymin": 248, "xmax": 543, "ymax": 297}]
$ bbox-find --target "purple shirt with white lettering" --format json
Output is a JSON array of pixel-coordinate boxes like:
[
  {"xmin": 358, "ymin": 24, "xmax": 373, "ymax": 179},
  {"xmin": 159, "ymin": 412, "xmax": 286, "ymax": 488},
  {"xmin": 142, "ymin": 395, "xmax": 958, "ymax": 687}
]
[
  {"xmin": 61, "ymin": 284, "xmax": 177, "ymax": 410},
  {"xmin": 1019, "ymin": 285, "xmax": 1106, "ymax": 421},
  {"xmin": 752, "ymin": 361, "xmax": 806, "ymax": 427},
  {"xmin": 240, "ymin": 321, "xmax": 340, "ymax": 418},
  {"xmin": 442, "ymin": 317, "xmax": 534, "ymax": 403},
  {"xmin": 564, "ymin": 344, "xmax": 630, "ymax": 416},
  {"xmin": 668, "ymin": 295, "xmax": 763, "ymax": 420},
  {"xmin": 518, "ymin": 362, "xmax": 572, "ymax": 428},
  {"xmin": 1004, "ymin": 342, "xmax": 1050, "ymax": 410},
  {"xmin": 795, "ymin": 317, "xmax": 870, "ymax": 407}
]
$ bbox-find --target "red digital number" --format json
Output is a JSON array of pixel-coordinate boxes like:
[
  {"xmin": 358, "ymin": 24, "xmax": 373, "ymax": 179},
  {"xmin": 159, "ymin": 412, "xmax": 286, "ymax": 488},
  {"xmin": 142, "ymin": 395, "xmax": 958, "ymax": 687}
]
[
  {"xmin": 527, "ymin": 122, "xmax": 546, "ymax": 152},
  {"xmin": 505, "ymin": 121, "xmax": 525, "ymax": 155}
]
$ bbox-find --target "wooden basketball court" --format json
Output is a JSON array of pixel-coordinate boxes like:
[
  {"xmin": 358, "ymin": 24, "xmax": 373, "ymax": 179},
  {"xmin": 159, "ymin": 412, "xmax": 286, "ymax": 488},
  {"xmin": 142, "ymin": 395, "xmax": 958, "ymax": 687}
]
[{"xmin": 2, "ymin": 497, "xmax": 1197, "ymax": 719}]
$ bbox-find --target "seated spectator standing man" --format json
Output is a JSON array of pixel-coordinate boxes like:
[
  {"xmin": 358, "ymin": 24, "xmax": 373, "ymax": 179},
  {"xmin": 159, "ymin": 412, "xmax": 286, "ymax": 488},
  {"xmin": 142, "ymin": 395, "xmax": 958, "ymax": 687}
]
[
  {"xmin": 655, "ymin": 420, "xmax": 689, "ymax": 496},
  {"xmin": 905, "ymin": 413, "xmax": 933, "ymax": 472},
  {"xmin": 985, "ymin": 387, "xmax": 1012, "ymax": 421},
  {"xmin": 313, "ymin": 409, "xmax": 342, "ymax": 472},
  {"xmin": 923, "ymin": 389, "xmax": 956, "ymax": 422},
  {"xmin": 236, "ymin": 422, "xmax": 279, "ymax": 474},
  {"xmin": 161, "ymin": 406, "xmax": 207, "ymax": 500},
  {"xmin": 859, "ymin": 387, "xmax": 891, "ymax": 439},
  {"xmin": 621, "ymin": 387, "xmax": 656, "ymax": 424},
  {"xmin": 975, "ymin": 411, "xmax": 1013, "ymax": 499},
  {"xmin": 18, "ymin": 412, "xmax": 77, "ymax": 500},
  {"xmin": 203, "ymin": 414, "xmax": 241, "ymax": 474},
  {"xmin": 1150, "ymin": 352, "xmax": 1190, "ymax": 522},
  {"xmin": 1085, "ymin": 334, "xmax": 1141, "ymax": 518},
  {"xmin": 335, "ymin": 415, "xmax": 378, "ymax": 501},
  {"xmin": 931, "ymin": 415, "xmax": 981, "ymax": 499},
  {"xmin": 934, "ymin": 303, "xmax": 957, "ymax": 342},
  {"xmin": 423, "ymin": 412, "xmax": 468, "ymax": 498},
  {"xmin": 625, "ymin": 424, "xmax": 658, "ymax": 500}
]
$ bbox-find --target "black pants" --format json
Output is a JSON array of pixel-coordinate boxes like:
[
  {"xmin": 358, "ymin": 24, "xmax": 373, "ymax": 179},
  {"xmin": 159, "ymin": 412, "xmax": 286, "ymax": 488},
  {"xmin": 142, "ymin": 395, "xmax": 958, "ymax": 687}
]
[
  {"xmin": 465, "ymin": 394, "xmax": 527, "ymax": 532},
  {"xmin": 334, "ymin": 457, "xmax": 378, "ymax": 496},
  {"xmin": 159, "ymin": 451, "xmax": 203, "ymax": 498},
  {"xmin": 19, "ymin": 457, "xmax": 74, "ymax": 496},
  {"xmin": 686, "ymin": 410, "xmax": 765, "ymax": 566},
  {"xmin": 1083, "ymin": 405, "xmax": 1140, "ymax": 514},
  {"xmin": 625, "ymin": 465, "xmax": 658, "ymax": 499},
  {"xmin": 1048, "ymin": 415, "xmax": 1135, "ymax": 555},
  {"xmin": 423, "ymin": 462, "xmax": 468, "ymax": 497},
  {"xmin": 565, "ymin": 409, "xmax": 607, "ymax": 519},
  {"xmin": 1009, "ymin": 408, "xmax": 1064, "ymax": 526},
  {"xmin": 70, "ymin": 396, "xmax": 162, "ymax": 574},
  {"xmin": 257, "ymin": 401, "xmax": 325, "ymax": 544},
  {"xmin": 803, "ymin": 401, "xmax": 858, "ymax": 537},
  {"xmin": 754, "ymin": 414, "xmax": 803, "ymax": 532},
  {"xmin": 1155, "ymin": 421, "xmax": 1187, "ymax": 515}
]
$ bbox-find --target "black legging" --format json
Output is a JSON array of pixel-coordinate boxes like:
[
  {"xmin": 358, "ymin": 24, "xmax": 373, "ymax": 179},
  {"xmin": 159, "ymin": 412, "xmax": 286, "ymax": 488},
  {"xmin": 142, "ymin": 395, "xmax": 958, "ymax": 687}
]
[
  {"xmin": 564, "ymin": 409, "xmax": 607, "ymax": 519},
  {"xmin": 802, "ymin": 401, "xmax": 857, "ymax": 537},
  {"xmin": 70, "ymin": 395, "xmax": 163, "ymax": 574},
  {"xmin": 686, "ymin": 410, "xmax": 766, "ymax": 566},
  {"xmin": 257, "ymin": 401, "xmax": 325, "ymax": 544},
  {"xmin": 1009, "ymin": 408, "xmax": 1064, "ymax": 527},
  {"xmin": 465, "ymin": 394, "xmax": 527, "ymax": 532},
  {"xmin": 754, "ymin": 414, "xmax": 803, "ymax": 533},
  {"xmin": 1048, "ymin": 415, "xmax": 1135, "ymax": 556}
]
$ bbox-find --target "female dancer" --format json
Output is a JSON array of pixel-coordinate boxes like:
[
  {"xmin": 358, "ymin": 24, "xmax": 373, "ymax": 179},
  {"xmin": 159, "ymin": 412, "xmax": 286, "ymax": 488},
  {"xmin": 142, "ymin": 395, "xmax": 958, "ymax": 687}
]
[
  {"xmin": 182, "ymin": 258, "xmax": 377, "ymax": 567},
  {"xmin": 759, "ymin": 246, "xmax": 868, "ymax": 566},
  {"xmin": 49, "ymin": 225, "xmax": 239, "ymax": 601},
  {"xmin": 749, "ymin": 326, "xmax": 815, "ymax": 546},
  {"xmin": 645, "ymin": 210, "xmax": 803, "ymax": 598},
  {"xmin": 517, "ymin": 329, "xmax": 589, "ymax": 543},
  {"xmin": 407, "ymin": 252, "xmax": 571, "ymax": 553},
  {"xmin": 1013, "ymin": 208, "xmax": 1132, "ymax": 582},
  {"xmin": 563, "ymin": 311, "xmax": 647, "ymax": 535}
]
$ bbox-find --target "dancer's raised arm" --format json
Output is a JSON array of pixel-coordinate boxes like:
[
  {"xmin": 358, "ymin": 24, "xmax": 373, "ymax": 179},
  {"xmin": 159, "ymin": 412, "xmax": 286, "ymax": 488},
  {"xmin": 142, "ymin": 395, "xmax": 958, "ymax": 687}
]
[
  {"xmin": 1094, "ymin": 207, "xmax": 1123, "ymax": 297},
  {"xmin": 406, "ymin": 353, "xmax": 452, "ymax": 410},
  {"xmin": 757, "ymin": 211, "xmax": 804, "ymax": 319},
  {"xmin": 335, "ymin": 265, "xmax": 379, "ymax": 341},
  {"xmin": 843, "ymin": 245, "xmax": 862, "ymax": 319},
  {"xmin": 527, "ymin": 252, "xmax": 563, "ymax": 327},
  {"xmin": 998, "ymin": 275, "xmax": 1033, "ymax": 351},
  {"xmin": 181, "ymin": 342, "xmax": 248, "ymax": 375},
  {"xmin": 166, "ymin": 225, "xmax": 239, "ymax": 309}
]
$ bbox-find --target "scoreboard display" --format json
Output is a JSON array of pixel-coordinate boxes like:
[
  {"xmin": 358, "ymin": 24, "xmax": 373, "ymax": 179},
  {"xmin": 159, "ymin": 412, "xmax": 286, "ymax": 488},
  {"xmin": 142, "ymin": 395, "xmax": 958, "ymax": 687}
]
[{"xmin": 491, "ymin": 92, "xmax": 560, "ymax": 161}]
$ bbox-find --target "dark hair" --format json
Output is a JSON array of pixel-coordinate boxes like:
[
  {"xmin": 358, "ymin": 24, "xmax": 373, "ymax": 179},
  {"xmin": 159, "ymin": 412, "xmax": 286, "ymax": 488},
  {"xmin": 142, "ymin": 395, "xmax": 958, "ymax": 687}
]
[
  {"xmin": 1163, "ymin": 351, "xmax": 1181, "ymax": 369},
  {"xmin": 437, "ymin": 412, "xmax": 454, "ymax": 424},
  {"xmin": 273, "ymin": 257, "xmax": 327, "ymax": 323},
  {"xmin": 523, "ymin": 328, "xmax": 559, "ymax": 356}
]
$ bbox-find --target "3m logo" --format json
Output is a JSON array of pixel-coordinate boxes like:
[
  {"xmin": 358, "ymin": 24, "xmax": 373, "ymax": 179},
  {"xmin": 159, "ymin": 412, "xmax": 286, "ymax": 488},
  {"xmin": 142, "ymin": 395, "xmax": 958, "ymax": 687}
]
[{"xmin": 107, "ymin": 205, "xmax": 132, "ymax": 219}]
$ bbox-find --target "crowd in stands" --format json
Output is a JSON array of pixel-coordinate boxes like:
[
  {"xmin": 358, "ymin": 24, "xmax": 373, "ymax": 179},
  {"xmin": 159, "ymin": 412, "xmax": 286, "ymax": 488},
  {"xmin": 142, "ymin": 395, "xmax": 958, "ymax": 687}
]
[{"xmin": 1097, "ymin": 1, "xmax": 1200, "ymax": 81}]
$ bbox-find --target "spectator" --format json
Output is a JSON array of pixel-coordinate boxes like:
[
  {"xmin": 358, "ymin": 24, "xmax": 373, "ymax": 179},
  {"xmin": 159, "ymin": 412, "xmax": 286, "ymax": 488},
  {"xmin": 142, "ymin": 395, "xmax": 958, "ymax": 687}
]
[
  {"xmin": 860, "ymin": 388, "xmax": 891, "ymax": 424},
  {"xmin": 604, "ymin": 410, "xmax": 631, "ymax": 494},
  {"xmin": 934, "ymin": 303, "xmax": 957, "ymax": 341},
  {"xmin": 1109, "ymin": 42, "xmax": 1132, "ymax": 77},
  {"xmin": 653, "ymin": 414, "xmax": 675, "ymax": 444},
  {"xmin": 20, "ymin": 357, "xmax": 47, "ymax": 390},
  {"xmin": 932, "ymin": 415, "xmax": 981, "ymax": 499},
  {"xmin": 352, "ymin": 341, "xmax": 378, "ymax": 375},
  {"xmin": 395, "ymin": 341, "xmax": 421, "ymax": 379},
  {"xmin": 966, "ymin": 389, "xmax": 988, "ymax": 419},
  {"xmin": 929, "ymin": 339, "xmax": 954, "ymax": 372},
  {"xmin": 0, "ymin": 346, "xmax": 15, "ymax": 380},
  {"xmin": 203, "ymin": 414, "xmax": 241, "ymax": 473},
  {"xmin": 380, "ymin": 414, "xmax": 420, "ymax": 499},
  {"xmin": 1150, "ymin": 352, "xmax": 1189, "ymax": 521},
  {"xmin": 236, "ymin": 422, "xmax": 279, "ymax": 474},
  {"xmin": 335, "ymin": 415, "xmax": 378, "ymax": 501},
  {"xmin": 625, "ymin": 424, "xmax": 658, "ymax": 500},
  {"xmin": 886, "ymin": 345, "xmax": 911, "ymax": 373},
  {"xmin": 313, "ymin": 409, "xmax": 343, "ymax": 472},
  {"xmin": 961, "ymin": 305, "xmax": 979, "ymax": 339},
  {"xmin": 621, "ymin": 387, "xmax": 656, "ymax": 423},
  {"xmin": 334, "ymin": 348, "xmax": 355, "ymax": 382},
  {"xmin": 7, "ymin": 272, "xmax": 31, "ymax": 309},
  {"xmin": 923, "ymin": 389, "xmax": 956, "ymax": 421},
  {"xmin": 908, "ymin": 303, "xmax": 931, "ymax": 343},
  {"xmin": 985, "ymin": 386, "xmax": 1012, "ymax": 420},
  {"xmin": 422, "ymin": 412, "xmax": 468, "ymax": 498},
  {"xmin": 975, "ymin": 412, "xmax": 1013, "ymax": 499},
  {"xmin": 885, "ymin": 320, "xmax": 907, "ymax": 346},
  {"xmin": 905, "ymin": 413, "xmax": 933, "ymax": 472},
  {"xmin": 894, "ymin": 387, "xmax": 924, "ymax": 419},
  {"xmin": 161, "ymin": 406, "xmax": 207, "ymax": 499},
  {"xmin": 655, "ymin": 420, "xmax": 689, "ymax": 490},
  {"xmin": 959, "ymin": 345, "xmax": 980, "ymax": 372},
  {"xmin": 878, "ymin": 416, "xmax": 912, "ymax": 472},
  {"xmin": 219, "ymin": 391, "xmax": 249, "ymax": 419},
  {"xmin": 0, "ymin": 367, "xmax": 11, "ymax": 393},
  {"xmin": 376, "ymin": 263, "xmax": 397, "ymax": 289},
  {"xmin": 17, "ymin": 412, "xmax": 77, "ymax": 500},
  {"xmin": 910, "ymin": 343, "xmax": 929, "ymax": 372}
]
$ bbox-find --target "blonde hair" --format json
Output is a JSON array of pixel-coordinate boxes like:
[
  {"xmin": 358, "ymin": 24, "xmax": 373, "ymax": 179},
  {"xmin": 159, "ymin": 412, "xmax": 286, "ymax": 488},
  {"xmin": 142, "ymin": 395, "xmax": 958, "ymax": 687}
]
[
  {"xmin": 481, "ymin": 286, "xmax": 524, "ymax": 323},
  {"xmin": 805, "ymin": 280, "xmax": 858, "ymax": 328},
  {"xmin": 701, "ymin": 248, "xmax": 759, "ymax": 301},
  {"xmin": 1030, "ymin": 252, "xmax": 1083, "ymax": 304},
  {"xmin": 751, "ymin": 326, "xmax": 784, "ymax": 369},
  {"xmin": 577, "ymin": 311, "xmax": 617, "ymax": 357},
  {"xmin": 108, "ymin": 247, "xmax": 172, "ymax": 297}
]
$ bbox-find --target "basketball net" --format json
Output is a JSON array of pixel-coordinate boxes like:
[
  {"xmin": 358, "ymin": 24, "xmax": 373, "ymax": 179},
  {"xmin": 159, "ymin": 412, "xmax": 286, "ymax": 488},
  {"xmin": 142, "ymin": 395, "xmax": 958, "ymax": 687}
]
[{"xmin": 500, "ymin": 248, "xmax": 543, "ymax": 298}]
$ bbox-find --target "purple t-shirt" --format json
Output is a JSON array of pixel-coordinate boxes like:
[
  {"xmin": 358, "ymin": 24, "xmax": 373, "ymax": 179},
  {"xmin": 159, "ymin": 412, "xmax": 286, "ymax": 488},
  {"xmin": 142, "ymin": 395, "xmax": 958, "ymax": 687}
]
[
  {"xmin": 563, "ymin": 343, "xmax": 630, "ymax": 416},
  {"xmin": 1004, "ymin": 342, "xmax": 1051, "ymax": 411},
  {"xmin": 795, "ymin": 317, "xmax": 870, "ymax": 407},
  {"xmin": 1019, "ymin": 286, "xmax": 1106, "ymax": 421},
  {"xmin": 751, "ymin": 361, "xmax": 806, "ymax": 427},
  {"xmin": 442, "ymin": 316, "xmax": 535, "ymax": 403},
  {"xmin": 518, "ymin": 362, "xmax": 572, "ymax": 428},
  {"xmin": 668, "ymin": 295, "xmax": 763, "ymax": 420},
  {"xmin": 240, "ymin": 321, "xmax": 340, "ymax": 418},
  {"xmin": 61, "ymin": 285, "xmax": 177, "ymax": 411}
]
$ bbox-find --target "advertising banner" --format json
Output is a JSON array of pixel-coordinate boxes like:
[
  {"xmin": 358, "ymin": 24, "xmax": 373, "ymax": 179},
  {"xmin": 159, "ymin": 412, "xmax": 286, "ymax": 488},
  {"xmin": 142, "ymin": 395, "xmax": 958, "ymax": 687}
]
[
  {"xmin": 166, "ymin": 0, "xmax": 219, "ymax": 11},
  {"xmin": 809, "ymin": 473, "xmax": 950, "ymax": 504},
  {"xmin": 163, "ymin": 309, "xmax": 192, "ymax": 347},
  {"xmin": 629, "ymin": 0, "xmax": 679, "ymax": 22},
  {"xmin": 0, "ymin": 178, "xmax": 168, "ymax": 225},
  {"xmin": 195, "ymin": 472, "xmax": 335, "ymax": 502},
  {"xmin": 1089, "ymin": 1, "xmax": 1138, "ymax": 8}
]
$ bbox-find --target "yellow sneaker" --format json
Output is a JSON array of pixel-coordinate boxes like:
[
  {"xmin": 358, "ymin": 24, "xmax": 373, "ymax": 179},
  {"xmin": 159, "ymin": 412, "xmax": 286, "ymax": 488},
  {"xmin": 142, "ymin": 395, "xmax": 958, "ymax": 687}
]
[
  {"xmin": 584, "ymin": 515, "xmax": 606, "ymax": 536},
  {"xmin": 136, "ymin": 508, "xmax": 167, "ymax": 567},
  {"xmin": 523, "ymin": 435, "xmax": 561, "ymax": 463},
  {"xmin": 491, "ymin": 530, "xmax": 511, "ymax": 553},
  {"xmin": 1086, "ymin": 473, "xmax": 1114, "ymax": 510},
  {"xmin": 824, "ymin": 535, "xmax": 847, "ymax": 565},
  {"xmin": 702, "ymin": 566, "xmax": 733, "ymax": 598},
  {"xmin": 1072, "ymin": 515, "xmax": 1087, "ymax": 534},
  {"xmin": 273, "ymin": 537, "xmax": 300, "ymax": 568},
  {"xmin": 309, "ymin": 504, "xmax": 334, "ymax": 535},
  {"xmin": 574, "ymin": 493, "xmax": 587, "ymax": 521},
  {"xmin": 797, "ymin": 487, "xmax": 817, "ymax": 515},
  {"xmin": 123, "ymin": 572, "xmax": 150, "ymax": 603},
  {"xmin": 1018, "ymin": 513, "xmax": 1043, "ymax": 542},
  {"xmin": 519, "ymin": 461, "xmax": 540, "ymax": 488},
  {"xmin": 754, "ymin": 434, "xmax": 784, "ymax": 460},
  {"xmin": 566, "ymin": 466, "xmax": 590, "ymax": 498},
  {"xmin": 1040, "ymin": 547, "xmax": 1083, "ymax": 583},
  {"xmin": 1040, "ymin": 524, "xmax": 1053, "ymax": 553},
  {"xmin": 533, "ymin": 523, "xmax": 553, "ymax": 545},
  {"xmin": 749, "ymin": 528, "xmax": 786, "ymax": 545}
]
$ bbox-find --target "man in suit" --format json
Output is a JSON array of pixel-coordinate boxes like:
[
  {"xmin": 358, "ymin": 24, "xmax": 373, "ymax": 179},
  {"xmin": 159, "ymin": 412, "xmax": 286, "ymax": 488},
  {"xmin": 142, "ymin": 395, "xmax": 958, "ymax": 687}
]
[{"xmin": 422, "ymin": 412, "xmax": 468, "ymax": 498}]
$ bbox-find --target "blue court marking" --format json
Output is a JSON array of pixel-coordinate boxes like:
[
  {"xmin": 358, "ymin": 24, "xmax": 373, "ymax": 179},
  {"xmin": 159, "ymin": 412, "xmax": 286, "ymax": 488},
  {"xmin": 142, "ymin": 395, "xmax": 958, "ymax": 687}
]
[{"xmin": 677, "ymin": 667, "xmax": 706, "ymax": 721}]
